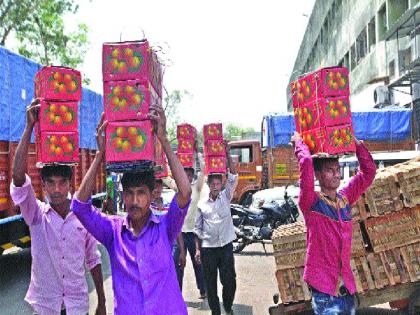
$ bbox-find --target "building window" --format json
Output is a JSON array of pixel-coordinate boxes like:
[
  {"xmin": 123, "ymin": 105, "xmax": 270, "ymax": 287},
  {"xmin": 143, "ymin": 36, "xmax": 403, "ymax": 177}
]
[
  {"xmin": 356, "ymin": 29, "xmax": 368, "ymax": 63},
  {"xmin": 389, "ymin": 59, "xmax": 396, "ymax": 78},
  {"xmin": 388, "ymin": 0, "xmax": 409, "ymax": 27},
  {"xmin": 350, "ymin": 44, "xmax": 356, "ymax": 70},
  {"xmin": 368, "ymin": 17, "xmax": 376, "ymax": 52},
  {"xmin": 378, "ymin": 4, "xmax": 387, "ymax": 41}
]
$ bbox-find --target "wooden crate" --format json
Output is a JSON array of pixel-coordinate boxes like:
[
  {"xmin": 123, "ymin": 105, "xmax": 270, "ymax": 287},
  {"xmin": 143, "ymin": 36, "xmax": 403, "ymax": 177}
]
[
  {"xmin": 389, "ymin": 161, "xmax": 420, "ymax": 208},
  {"xmin": 352, "ymin": 222, "xmax": 367, "ymax": 257},
  {"xmin": 272, "ymin": 222, "xmax": 307, "ymax": 270},
  {"xmin": 272, "ymin": 221, "xmax": 366, "ymax": 271},
  {"xmin": 351, "ymin": 255, "xmax": 375, "ymax": 293},
  {"xmin": 351, "ymin": 195, "xmax": 370, "ymax": 221},
  {"xmin": 399, "ymin": 242, "xmax": 420, "ymax": 282},
  {"xmin": 275, "ymin": 267, "xmax": 311, "ymax": 304},
  {"xmin": 364, "ymin": 168, "xmax": 404, "ymax": 216},
  {"xmin": 364, "ymin": 207, "xmax": 420, "ymax": 252}
]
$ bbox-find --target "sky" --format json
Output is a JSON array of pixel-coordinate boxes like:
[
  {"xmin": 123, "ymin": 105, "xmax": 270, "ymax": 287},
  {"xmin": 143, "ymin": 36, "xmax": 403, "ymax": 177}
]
[{"xmin": 71, "ymin": 0, "xmax": 315, "ymax": 130}]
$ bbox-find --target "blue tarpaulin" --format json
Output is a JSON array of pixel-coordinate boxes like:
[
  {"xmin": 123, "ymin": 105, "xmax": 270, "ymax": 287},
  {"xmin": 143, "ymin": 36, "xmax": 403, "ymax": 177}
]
[
  {"xmin": 0, "ymin": 46, "xmax": 102, "ymax": 149},
  {"xmin": 263, "ymin": 108, "xmax": 413, "ymax": 147}
]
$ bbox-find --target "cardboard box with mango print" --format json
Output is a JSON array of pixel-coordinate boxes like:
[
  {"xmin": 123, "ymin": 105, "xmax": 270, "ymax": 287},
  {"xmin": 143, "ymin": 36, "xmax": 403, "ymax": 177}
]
[
  {"xmin": 36, "ymin": 131, "xmax": 79, "ymax": 164},
  {"xmin": 35, "ymin": 66, "xmax": 82, "ymax": 102},
  {"xmin": 106, "ymin": 121, "xmax": 158, "ymax": 163},
  {"xmin": 102, "ymin": 40, "xmax": 162, "ymax": 97},
  {"xmin": 291, "ymin": 67, "xmax": 349, "ymax": 107}
]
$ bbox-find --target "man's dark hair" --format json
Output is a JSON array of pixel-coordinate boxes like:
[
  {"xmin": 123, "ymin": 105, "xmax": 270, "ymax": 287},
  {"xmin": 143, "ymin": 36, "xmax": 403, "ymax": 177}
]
[
  {"xmin": 184, "ymin": 167, "xmax": 195, "ymax": 176},
  {"xmin": 155, "ymin": 178, "xmax": 163, "ymax": 186},
  {"xmin": 313, "ymin": 157, "xmax": 339, "ymax": 172},
  {"xmin": 40, "ymin": 165, "xmax": 72, "ymax": 181},
  {"xmin": 121, "ymin": 171, "xmax": 155, "ymax": 192},
  {"xmin": 207, "ymin": 173, "xmax": 223, "ymax": 184}
]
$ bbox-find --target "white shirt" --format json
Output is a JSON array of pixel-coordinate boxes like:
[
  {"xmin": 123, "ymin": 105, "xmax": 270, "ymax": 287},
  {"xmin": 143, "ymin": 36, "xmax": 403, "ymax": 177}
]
[
  {"xmin": 194, "ymin": 173, "xmax": 238, "ymax": 248},
  {"xmin": 182, "ymin": 170, "xmax": 205, "ymax": 232}
]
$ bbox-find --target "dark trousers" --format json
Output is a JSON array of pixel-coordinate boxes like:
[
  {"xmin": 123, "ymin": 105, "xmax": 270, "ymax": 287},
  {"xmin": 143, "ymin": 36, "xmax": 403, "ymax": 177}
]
[
  {"xmin": 201, "ymin": 242, "xmax": 236, "ymax": 315},
  {"xmin": 172, "ymin": 232, "xmax": 206, "ymax": 294}
]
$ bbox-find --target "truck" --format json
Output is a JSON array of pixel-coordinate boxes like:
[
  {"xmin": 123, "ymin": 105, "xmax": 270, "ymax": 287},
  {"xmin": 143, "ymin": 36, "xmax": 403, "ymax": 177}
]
[
  {"xmin": 229, "ymin": 109, "xmax": 416, "ymax": 205},
  {"xmin": 0, "ymin": 46, "xmax": 107, "ymax": 255}
]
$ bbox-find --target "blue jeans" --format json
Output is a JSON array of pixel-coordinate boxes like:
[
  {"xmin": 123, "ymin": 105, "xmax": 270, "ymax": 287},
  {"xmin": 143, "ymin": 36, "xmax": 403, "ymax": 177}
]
[
  {"xmin": 312, "ymin": 290, "xmax": 355, "ymax": 315},
  {"xmin": 172, "ymin": 232, "xmax": 206, "ymax": 294}
]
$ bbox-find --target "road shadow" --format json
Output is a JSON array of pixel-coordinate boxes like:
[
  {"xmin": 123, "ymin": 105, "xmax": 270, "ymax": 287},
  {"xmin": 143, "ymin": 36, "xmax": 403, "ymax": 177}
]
[
  {"xmin": 234, "ymin": 250, "xmax": 272, "ymax": 257},
  {"xmin": 186, "ymin": 300, "xmax": 253, "ymax": 314}
]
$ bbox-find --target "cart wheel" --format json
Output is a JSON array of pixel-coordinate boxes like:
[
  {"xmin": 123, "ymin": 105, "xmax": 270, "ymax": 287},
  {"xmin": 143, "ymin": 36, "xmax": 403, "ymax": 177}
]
[{"xmin": 408, "ymin": 288, "xmax": 420, "ymax": 315}]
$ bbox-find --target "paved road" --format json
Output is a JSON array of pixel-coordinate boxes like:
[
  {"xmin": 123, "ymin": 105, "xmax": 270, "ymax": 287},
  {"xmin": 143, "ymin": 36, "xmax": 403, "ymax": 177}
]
[{"xmin": 0, "ymin": 244, "xmax": 401, "ymax": 315}]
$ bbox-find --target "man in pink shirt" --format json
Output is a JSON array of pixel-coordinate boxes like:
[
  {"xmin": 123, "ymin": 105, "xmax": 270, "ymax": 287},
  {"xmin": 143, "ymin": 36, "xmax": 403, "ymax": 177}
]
[
  {"xmin": 10, "ymin": 99, "xmax": 106, "ymax": 315},
  {"xmin": 291, "ymin": 132, "xmax": 376, "ymax": 315}
]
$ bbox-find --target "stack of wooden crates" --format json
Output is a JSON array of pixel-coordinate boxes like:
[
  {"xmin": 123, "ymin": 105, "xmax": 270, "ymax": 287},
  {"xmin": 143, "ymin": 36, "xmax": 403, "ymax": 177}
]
[{"xmin": 272, "ymin": 157, "xmax": 420, "ymax": 304}]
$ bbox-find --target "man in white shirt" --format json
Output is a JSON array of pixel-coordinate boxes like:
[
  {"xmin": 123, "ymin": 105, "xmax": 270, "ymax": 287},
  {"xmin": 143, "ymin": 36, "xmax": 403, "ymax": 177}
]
[{"xmin": 194, "ymin": 147, "xmax": 238, "ymax": 315}]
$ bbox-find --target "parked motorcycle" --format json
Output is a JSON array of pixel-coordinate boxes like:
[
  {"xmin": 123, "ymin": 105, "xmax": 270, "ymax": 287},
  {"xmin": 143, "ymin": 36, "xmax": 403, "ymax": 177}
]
[{"xmin": 231, "ymin": 190, "xmax": 299, "ymax": 253}]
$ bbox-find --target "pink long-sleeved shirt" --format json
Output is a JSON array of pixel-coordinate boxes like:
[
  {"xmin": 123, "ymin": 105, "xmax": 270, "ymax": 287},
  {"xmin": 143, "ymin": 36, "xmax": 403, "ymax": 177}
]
[
  {"xmin": 295, "ymin": 140, "xmax": 376, "ymax": 296},
  {"xmin": 10, "ymin": 175, "xmax": 101, "ymax": 315}
]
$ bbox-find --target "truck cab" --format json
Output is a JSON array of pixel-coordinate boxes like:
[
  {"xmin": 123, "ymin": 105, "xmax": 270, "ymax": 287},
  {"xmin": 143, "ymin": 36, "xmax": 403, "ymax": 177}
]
[{"xmin": 228, "ymin": 140, "xmax": 263, "ymax": 205}]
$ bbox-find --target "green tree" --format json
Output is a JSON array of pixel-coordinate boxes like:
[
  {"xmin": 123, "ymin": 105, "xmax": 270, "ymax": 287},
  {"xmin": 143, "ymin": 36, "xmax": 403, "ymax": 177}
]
[
  {"xmin": 1, "ymin": 0, "xmax": 89, "ymax": 72},
  {"xmin": 224, "ymin": 122, "xmax": 256, "ymax": 141},
  {"xmin": 163, "ymin": 89, "xmax": 191, "ymax": 143}
]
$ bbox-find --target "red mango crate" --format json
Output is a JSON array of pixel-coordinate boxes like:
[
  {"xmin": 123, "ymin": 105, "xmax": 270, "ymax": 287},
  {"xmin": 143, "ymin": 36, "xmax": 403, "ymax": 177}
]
[
  {"xmin": 36, "ymin": 131, "xmax": 79, "ymax": 164},
  {"xmin": 302, "ymin": 124, "xmax": 356, "ymax": 155},
  {"xmin": 178, "ymin": 138, "xmax": 195, "ymax": 153},
  {"xmin": 203, "ymin": 123, "xmax": 223, "ymax": 141},
  {"xmin": 177, "ymin": 153, "xmax": 194, "ymax": 168},
  {"xmin": 294, "ymin": 96, "xmax": 352, "ymax": 132},
  {"xmin": 177, "ymin": 124, "xmax": 197, "ymax": 140},
  {"xmin": 102, "ymin": 40, "xmax": 162, "ymax": 95},
  {"xmin": 35, "ymin": 66, "xmax": 82, "ymax": 101},
  {"xmin": 106, "ymin": 120, "xmax": 156, "ymax": 163},
  {"xmin": 291, "ymin": 67, "xmax": 349, "ymax": 107},
  {"xmin": 204, "ymin": 140, "xmax": 226, "ymax": 157},
  {"xmin": 103, "ymin": 80, "xmax": 159, "ymax": 122},
  {"xmin": 39, "ymin": 100, "xmax": 78, "ymax": 132},
  {"xmin": 206, "ymin": 156, "xmax": 227, "ymax": 174}
]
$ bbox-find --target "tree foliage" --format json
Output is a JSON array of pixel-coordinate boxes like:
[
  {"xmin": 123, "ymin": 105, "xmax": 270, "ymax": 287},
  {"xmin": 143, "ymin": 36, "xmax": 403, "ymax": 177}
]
[
  {"xmin": 224, "ymin": 122, "xmax": 256, "ymax": 141},
  {"xmin": 163, "ymin": 89, "xmax": 191, "ymax": 143},
  {"xmin": 0, "ymin": 0, "xmax": 89, "ymax": 71}
]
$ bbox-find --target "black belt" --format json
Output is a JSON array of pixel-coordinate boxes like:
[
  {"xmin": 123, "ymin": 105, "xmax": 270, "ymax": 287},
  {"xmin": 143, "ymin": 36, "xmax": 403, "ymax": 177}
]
[{"xmin": 310, "ymin": 285, "xmax": 352, "ymax": 297}]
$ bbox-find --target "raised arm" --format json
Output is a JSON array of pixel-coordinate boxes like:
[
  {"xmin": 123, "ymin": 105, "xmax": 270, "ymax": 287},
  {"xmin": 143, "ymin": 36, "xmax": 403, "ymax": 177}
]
[
  {"xmin": 291, "ymin": 132, "xmax": 317, "ymax": 214},
  {"xmin": 76, "ymin": 113, "xmax": 107, "ymax": 202},
  {"xmin": 196, "ymin": 153, "xmax": 206, "ymax": 192},
  {"xmin": 72, "ymin": 113, "xmax": 114, "ymax": 247},
  {"xmin": 148, "ymin": 105, "xmax": 192, "ymax": 208},
  {"xmin": 340, "ymin": 140, "xmax": 376, "ymax": 205},
  {"xmin": 10, "ymin": 99, "xmax": 43, "ymax": 226},
  {"xmin": 13, "ymin": 99, "xmax": 40, "ymax": 187}
]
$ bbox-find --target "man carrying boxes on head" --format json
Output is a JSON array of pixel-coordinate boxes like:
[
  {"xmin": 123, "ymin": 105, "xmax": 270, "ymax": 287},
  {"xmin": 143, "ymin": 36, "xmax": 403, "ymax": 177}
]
[
  {"xmin": 71, "ymin": 106, "xmax": 191, "ymax": 315},
  {"xmin": 194, "ymin": 123, "xmax": 238, "ymax": 315},
  {"xmin": 291, "ymin": 67, "xmax": 376, "ymax": 315},
  {"xmin": 11, "ymin": 64, "xmax": 106, "ymax": 315}
]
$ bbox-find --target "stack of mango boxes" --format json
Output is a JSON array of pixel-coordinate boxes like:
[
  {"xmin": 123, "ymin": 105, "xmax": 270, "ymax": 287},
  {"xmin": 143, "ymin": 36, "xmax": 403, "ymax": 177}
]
[
  {"xmin": 34, "ymin": 66, "xmax": 81, "ymax": 165},
  {"xmin": 291, "ymin": 66, "xmax": 355, "ymax": 155},
  {"xmin": 176, "ymin": 124, "xmax": 197, "ymax": 169},
  {"xmin": 102, "ymin": 39, "xmax": 163, "ymax": 169},
  {"xmin": 203, "ymin": 123, "xmax": 226, "ymax": 174}
]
